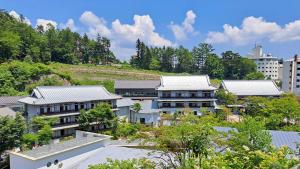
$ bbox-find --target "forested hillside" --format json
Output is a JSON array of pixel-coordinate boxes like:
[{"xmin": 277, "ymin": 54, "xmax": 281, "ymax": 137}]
[
  {"xmin": 0, "ymin": 10, "xmax": 118, "ymax": 65},
  {"xmin": 0, "ymin": 9, "xmax": 264, "ymax": 96}
]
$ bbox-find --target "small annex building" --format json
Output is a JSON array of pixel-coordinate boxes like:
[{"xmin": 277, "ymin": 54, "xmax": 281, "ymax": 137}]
[{"xmin": 9, "ymin": 131, "xmax": 111, "ymax": 169}]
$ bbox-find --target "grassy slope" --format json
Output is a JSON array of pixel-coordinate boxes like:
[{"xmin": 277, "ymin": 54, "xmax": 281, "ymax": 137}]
[
  {"xmin": 48, "ymin": 63, "xmax": 221, "ymax": 91},
  {"xmin": 49, "ymin": 63, "xmax": 179, "ymax": 81}
]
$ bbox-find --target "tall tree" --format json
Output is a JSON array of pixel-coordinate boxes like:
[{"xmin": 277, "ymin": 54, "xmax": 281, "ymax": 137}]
[
  {"xmin": 192, "ymin": 43, "xmax": 214, "ymax": 72},
  {"xmin": 202, "ymin": 53, "xmax": 224, "ymax": 79}
]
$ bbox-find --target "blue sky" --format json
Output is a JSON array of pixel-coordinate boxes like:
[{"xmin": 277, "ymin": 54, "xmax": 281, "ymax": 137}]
[{"xmin": 1, "ymin": 0, "xmax": 300, "ymax": 60}]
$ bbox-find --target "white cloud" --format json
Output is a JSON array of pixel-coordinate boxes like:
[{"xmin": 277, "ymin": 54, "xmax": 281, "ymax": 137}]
[
  {"xmin": 206, "ymin": 16, "xmax": 300, "ymax": 45},
  {"xmin": 59, "ymin": 19, "xmax": 78, "ymax": 31},
  {"xmin": 79, "ymin": 11, "xmax": 173, "ymax": 60},
  {"xmin": 170, "ymin": 10, "xmax": 197, "ymax": 41},
  {"xmin": 36, "ymin": 19, "xmax": 57, "ymax": 30},
  {"xmin": 9, "ymin": 10, "xmax": 31, "ymax": 25},
  {"xmin": 79, "ymin": 11, "xmax": 111, "ymax": 38},
  {"xmin": 112, "ymin": 15, "xmax": 173, "ymax": 47}
]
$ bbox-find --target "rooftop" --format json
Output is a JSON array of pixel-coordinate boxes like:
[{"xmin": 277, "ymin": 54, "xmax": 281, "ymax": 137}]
[
  {"xmin": 0, "ymin": 107, "xmax": 17, "ymax": 117},
  {"xmin": 221, "ymin": 80, "xmax": 282, "ymax": 96},
  {"xmin": 11, "ymin": 131, "xmax": 111, "ymax": 160},
  {"xmin": 157, "ymin": 75, "xmax": 216, "ymax": 91},
  {"xmin": 115, "ymin": 80, "xmax": 160, "ymax": 89},
  {"xmin": 18, "ymin": 86, "xmax": 121, "ymax": 105},
  {"xmin": 0, "ymin": 96, "xmax": 24, "ymax": 107},
  {"xmin": 117, "ymin": 98, "xmax": 135, "ymax": 107}
]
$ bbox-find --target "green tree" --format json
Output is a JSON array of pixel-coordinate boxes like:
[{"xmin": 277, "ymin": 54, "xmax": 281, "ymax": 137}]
[
  {"xmin": 228, "ymin": 117, "xmax": 272, "ymax": 151},
  {"xmin": 78, "ymin": 110, "xmax": 93, "ymax": 131},
  {"xmin": 37, "ymin": 125, "xmax": 52, "ymax": 145},
  {"xmin": 202, "ymin": 53, "xmax": 224, "ymax": 79},
  {"xmin": 31, "ymin": 116, "xmax": 58, "ymax": 131},
  {"xmin": 215, "ymin": 89, "xmax": 237, "ymax": 105},
  {"xmin": 244, "ymin": 72, "xmax": 265, "ymax": 80},
  {"xmin": 0, "ymin": 31, "xmax": 21, "ymax": 62},
  {"xmin": 89, "ymin": 103, "xmax": 115, "ymax": 131},
  {"xmin": 175, "ymin": 46, "xmax": 193, "ymax": 73},
  {"xmin": 22, "ymin": 133, "xmax": 38, "ymax": 149},
  {"xmin": 222, "ymin": 51, "xmax": 256, "ymax": 79},
  {"xmin": 132, "ymin": 103, "xmax": 142, "ymax": 113},
  {"xmin": 88, "ymin": 158, "xmax": 155, "ymax": 169},
  {"xmin": 0, "ymin": 113, "xmax": 26, "ymax": 157},
  {"xmin": 192, "ymin": 43, "xmax": 214, "ymax": 72}
]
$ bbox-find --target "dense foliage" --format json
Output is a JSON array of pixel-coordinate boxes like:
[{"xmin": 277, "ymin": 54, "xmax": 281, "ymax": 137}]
[
  {"xmin": 78, "ymin": 103, "xmax": 116, "ymax": 131},
  {"xmin": 90, "ymin": 115, "xmax": 299, "ymax": 169},
  {"xmin": 242, "ymin": 94, "xmax": 300, "ymax": 131},
  {"xmin": 130, "ymin": 40, "xmax": 259, "ymax": 79},
  {"xmin": 88, "ymin": 158, "xmax": 155, "ymax": 169},
  {"xmin": 0, "ymin": 10, "xmax": 119, "ymax": 65},
  {"xmin": 0, "ymin": 114, "xmax": 57, "ymax": 168}
]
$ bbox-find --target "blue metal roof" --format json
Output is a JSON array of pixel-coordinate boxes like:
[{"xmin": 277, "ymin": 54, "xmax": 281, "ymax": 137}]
[{"xmin": 214, "ymin": 126, "xmax": 300, "ymax": 151}]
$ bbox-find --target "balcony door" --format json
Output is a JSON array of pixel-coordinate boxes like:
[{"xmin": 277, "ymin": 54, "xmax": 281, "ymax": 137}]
[{"xmin": 75, "ymin": 104, "xmax": 79, "ymax": 111}]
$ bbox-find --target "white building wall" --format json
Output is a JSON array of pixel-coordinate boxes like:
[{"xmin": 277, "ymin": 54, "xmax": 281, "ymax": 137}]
[
  {"xmin": 116, "ymin": 106, "xmax": 130, "ymax": 122},
  {"xmin": 282, "ymin": 55, "xmax": 300, "ymax": 96},
  {"xmin": 254, "ymin": 58, "xmax": 279, "ymax": 80},
  {"xmin": 134, "ymin": 112, "xmax": 160, "ymax": 126}
]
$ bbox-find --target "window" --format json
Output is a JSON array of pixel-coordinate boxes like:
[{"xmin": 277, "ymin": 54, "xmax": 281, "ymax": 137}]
[
  {"xmin": 162, "ymin": 103, "xmax": 171, "ymax": 107},
  {"xmin": 64, "ymin": 105, "xmax": 68, "ymax": 111},
  {"xmin": 194, "ymin": 111, "xmax": 197, "ymax": 115},
  {"xmin": 91, "ymin": 103, "xmax": 95, "ymax": 108},
  {"xmin": 297, "ymin": 85, "xmax": 300, "ymax": 88},
  {"xmin": 75, "ymin": 104, "xmax": 79, "ymax": 111},
  {"xmin": 47, "ymin": 107, "xmax": 51, "ymax": 113},
  {"xmin": 175, "ymin": 103, "xmax": 184, "ymax": 107},
  {"xmin": 80, "ymin": 104, "xmax": 84, "ymax": 109},
  {"xmin": 40, "ymin": 107, "xmax": 44, "ymax": 114},
  {"xmin": 189, "ymin": 103, "xmax": 197, "ymax": 107},
  {"xmin": 202, "ymin": 102, "xmax": 211, "ymax": 107},
  {"xmin": 140, "ymin": 118, "xmax": 145, "ymax": 124}
]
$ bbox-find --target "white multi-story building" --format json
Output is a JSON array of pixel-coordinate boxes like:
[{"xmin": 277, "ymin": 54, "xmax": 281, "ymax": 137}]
[
  {"xmin": 282, "ymin": 55, "xmax": 300, "ymax": 96},
  {"xmin": 248, "ymin": 45, "xmax": 281, "ymax": 80},
  {"xmin": 18, "ymin": 86, "xmax": 123, "ymax": 138},
  {"xmin": 156, "ymin": 76, "xmax": 217, "ymax": 115}
]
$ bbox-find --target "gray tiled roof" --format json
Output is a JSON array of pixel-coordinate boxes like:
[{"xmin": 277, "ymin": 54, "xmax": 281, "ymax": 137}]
[
  {"xmin": 221, "ymin": 80, "xmax": 282, "ymax": 96},
  {"xmin": 0, "ymin": 96, "xmax": 24, "ymax": 107},
  {"xmin": 115, "ymin": 80, "xmax": 160, "ymax": 89},
  {"xmin": 117, "ymin": 98, "xmax": 135, "ymax": 107},
  {"xmin": 0, "ymin": 107, "xmax": 17, "ymax": 118},
  {"xmin": 18, "ymin": 86, "xmax": 121, "ymax": 105},
  {"xmin": 157, "ymin": 76, "xmax": 216, "ymax": 91},
  {"xmin": 215, "ymin": 127, "xmax": 300, "ymax": 151}
]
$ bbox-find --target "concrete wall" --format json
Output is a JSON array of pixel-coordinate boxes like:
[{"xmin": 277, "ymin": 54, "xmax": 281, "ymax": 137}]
[
  {"xmin": 133, "ymin": 112, "xmax": 160, "ymax": 126},
  {"xmin": 116, "ymin": 106, "xmax": 130, "ymax": 122},
  {"xmin": 10, "ymin": 137, "xmax": 110, "ymax": 169}
]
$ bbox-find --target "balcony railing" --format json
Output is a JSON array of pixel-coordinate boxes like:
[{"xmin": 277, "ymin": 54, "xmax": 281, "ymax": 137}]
[
  {"xmin": 159, "ymin": 105, "xmax": 214, "ymax": 108},
  {"xmin": 160, "ymin": 96, "xmax": 213, "ymax": 99}
]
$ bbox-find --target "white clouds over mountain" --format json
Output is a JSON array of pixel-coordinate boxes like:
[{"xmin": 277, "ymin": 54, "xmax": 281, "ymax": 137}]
[
  {"xmin": 59, "ymin": 19, "xmax": 78, "ymax": 31},
  {"xmin": 79, "ymin": 11, "xmax": 173, "ymax": 59},
  {"xmin": 9, "ymin": 10, "xmax": 31, "ymax": 25},
  {"xmin": 36, "ymin": 18, "xmax": 57, "ymax": 30},
  {"xmin": 206, "ymin": 16, "xmax": 300, "ymax": 45},
  {"xmin": 170, "ymin": 10, "xmax": 197, "ymax": 41}
]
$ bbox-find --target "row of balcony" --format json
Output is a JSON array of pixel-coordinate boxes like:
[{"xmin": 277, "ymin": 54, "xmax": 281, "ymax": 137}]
[{"xmin": 160, "ymin": 95, "xmax": 213, "ymax": 99}]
